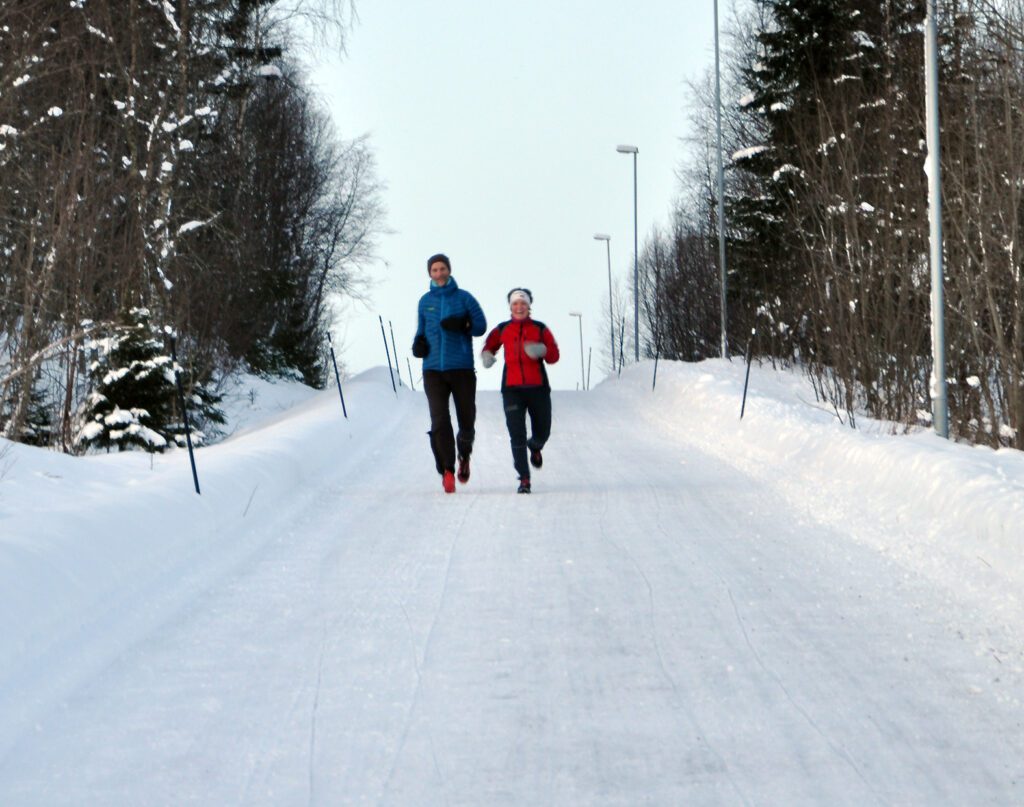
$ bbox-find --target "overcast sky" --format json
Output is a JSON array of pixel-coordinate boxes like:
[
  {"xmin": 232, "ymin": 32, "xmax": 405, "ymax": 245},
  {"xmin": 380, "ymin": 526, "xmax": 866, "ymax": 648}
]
[{"xmin": 307, "ymin": 0, "xmax": 720, "ymax": 390}]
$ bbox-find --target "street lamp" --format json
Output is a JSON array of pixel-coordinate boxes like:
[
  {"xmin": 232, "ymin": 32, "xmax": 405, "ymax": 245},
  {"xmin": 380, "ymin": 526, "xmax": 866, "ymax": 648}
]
[
  {"xmin": 569, "ymin": 311, "xmax": 585, "ymax": 390},
  {"xmin": 593, "ymin": 233, "xmax": 614, "ymax": 372},
  {"xmin": 616, "ymin": 144, "xmax": 639, "ymax": 362},
  {"xmin": 713, "ymin": 0, "xmax": 728, "ymax": 359},
  {"xmin": 925, "ymin": 0, "xmax": 948, "ymax": 438}
]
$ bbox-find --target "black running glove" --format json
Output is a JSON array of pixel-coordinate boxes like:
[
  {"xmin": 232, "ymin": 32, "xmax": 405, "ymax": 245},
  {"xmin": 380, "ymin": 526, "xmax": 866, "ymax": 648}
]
[
  {"xmin": 412, "ymin": 333, "xmax": 430, "ymax": 358},
  {"xmin": 440, "ymin": 313, "xmax": 472, "ymax": 334}
]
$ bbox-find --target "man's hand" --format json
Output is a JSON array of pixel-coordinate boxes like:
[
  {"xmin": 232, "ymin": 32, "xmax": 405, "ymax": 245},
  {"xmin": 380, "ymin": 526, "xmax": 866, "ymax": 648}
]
[
  {"xmin": 412, "ymin": 334, "xmax": 430, "ymax": 358},
  {"xmin": 440, "ymin": 313, "xmax": 472, "ymax": 334}
]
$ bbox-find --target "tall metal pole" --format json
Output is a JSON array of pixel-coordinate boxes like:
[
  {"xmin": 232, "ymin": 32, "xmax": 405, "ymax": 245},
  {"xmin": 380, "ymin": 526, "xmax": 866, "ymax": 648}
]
[
  {"xmin": 617, "ymin": 145, "xmax": 639, "ymax": 362},
  {"xmin": 632, "ymin": 152, "xmax": 639, "ymax": 362},
  {"xmin": 570, "ymin": 312, "xmax": 585, "ymax": 391},
  {"xmin": 925, "ymin": 0, "xmax": 948, "ymax": 438},
  {"xmin": 714, "ymin": 0, "xmax": 729, "ymax": 359},
  {"xmin": 594, "ymin": 234, "xmax": 614, "ymax": 369}
]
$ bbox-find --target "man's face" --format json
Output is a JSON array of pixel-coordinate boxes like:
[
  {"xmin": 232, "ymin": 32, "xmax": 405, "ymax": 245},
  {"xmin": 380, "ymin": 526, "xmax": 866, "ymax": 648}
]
[{"xmin": 429, "ymin": 261, "xmax": 451, "ymax": 286}]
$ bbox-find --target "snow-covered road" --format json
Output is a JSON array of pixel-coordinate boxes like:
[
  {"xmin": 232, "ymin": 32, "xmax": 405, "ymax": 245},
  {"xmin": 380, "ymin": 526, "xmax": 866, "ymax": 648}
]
[{"xmin": 1, "ymin": 365, "xmax": 1022, "ymax": 804}]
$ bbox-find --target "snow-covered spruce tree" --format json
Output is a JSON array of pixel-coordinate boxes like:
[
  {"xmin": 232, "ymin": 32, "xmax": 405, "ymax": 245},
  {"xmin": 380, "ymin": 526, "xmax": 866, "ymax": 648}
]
[
  {"xmin": 729, "ymin": 0, "xmax": 865, "ymax": 360},
  {"xmin": 74, "ymin": 308, "xmax": 223, "ymax": 453},
  {"xmin": 724, "ymin": 0, "xmax": 934, "ymax": 427},
  {"xmin": 0, "ymin": 377, "xmax": 53, "ymax": 447},
  {"xmin": 75, "ymin": 309, "xmax": 176, "ymax": 453}
]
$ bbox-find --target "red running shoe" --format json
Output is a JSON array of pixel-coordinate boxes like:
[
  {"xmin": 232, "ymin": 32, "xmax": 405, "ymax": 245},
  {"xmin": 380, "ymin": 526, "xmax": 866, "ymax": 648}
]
[
  {"xmin": 457, "ymin": 455, "xmax": 470, "ymax": 484},
  {"xmin": 442, "ymin": 470, "xmax": 456, "ymax": 493},
  {"xmin": 529, "ymin": 447, "xmax": 543, "ymax": 469},
  {"xmin": 517, "ymin": 478, "xmax": 531, "ymax": 494}
]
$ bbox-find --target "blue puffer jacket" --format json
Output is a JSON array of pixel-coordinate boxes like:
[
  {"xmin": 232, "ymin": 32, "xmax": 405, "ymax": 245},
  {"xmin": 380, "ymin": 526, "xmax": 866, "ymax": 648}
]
[{"xmin": 416, "ymin": 277, "xmax": 487, "ymax": 372}]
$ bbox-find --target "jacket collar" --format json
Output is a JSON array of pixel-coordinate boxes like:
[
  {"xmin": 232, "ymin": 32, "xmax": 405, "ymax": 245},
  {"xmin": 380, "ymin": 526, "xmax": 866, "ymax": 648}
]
[{"xmin": 430, "ymin": 277, "xmax": 459, "ymax": 293}]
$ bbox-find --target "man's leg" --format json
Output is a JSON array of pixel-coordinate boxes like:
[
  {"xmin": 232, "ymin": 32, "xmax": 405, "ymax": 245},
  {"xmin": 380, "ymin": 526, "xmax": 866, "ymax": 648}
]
[
  {"xmin": 422, "ymin": 371, "xmax": 456, "ymax": 473},
  {"xmin": 448, "ymin": 369, "xmax": 478, "ymax": 460}
]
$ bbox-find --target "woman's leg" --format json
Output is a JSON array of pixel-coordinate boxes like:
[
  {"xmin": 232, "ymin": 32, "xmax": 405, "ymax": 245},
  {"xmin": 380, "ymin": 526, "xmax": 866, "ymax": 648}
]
[
  {"xmin": 502, "ymin": 389, "xmax": 531, "ymax": 480},
  {"xmin": 526, "ymin": 388, "xmax": 552, "ymax": 452}
]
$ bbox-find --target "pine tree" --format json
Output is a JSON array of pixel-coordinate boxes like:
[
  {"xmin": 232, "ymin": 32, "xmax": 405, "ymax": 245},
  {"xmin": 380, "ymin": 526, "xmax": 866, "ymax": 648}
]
[
  {"xmin": 0, "ymin": 378, "xmax": 53, "ymax": 447},
  {"xmin": 729, "ymin": 0, "xmax": 863, "ymax": 356},
  {"xmin": 75, "ymin": 308, "xmax": 177, "ymax": 453},
  {"xmin": 74, "ymin": 307, "xmax": 224, "ymax": 453}
]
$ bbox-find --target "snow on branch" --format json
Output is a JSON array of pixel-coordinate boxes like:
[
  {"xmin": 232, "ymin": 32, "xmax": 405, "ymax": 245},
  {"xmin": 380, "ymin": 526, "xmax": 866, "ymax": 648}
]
[{"xmin": 732, "ymin": 145, "xmax": 769, "ymax": 163}]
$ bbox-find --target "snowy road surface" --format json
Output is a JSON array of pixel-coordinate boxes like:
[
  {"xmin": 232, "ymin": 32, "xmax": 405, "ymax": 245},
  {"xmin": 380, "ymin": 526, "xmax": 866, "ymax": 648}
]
[{"xmin": 1, "ymin": 365, "xmax": 1022, "ymax": 804}]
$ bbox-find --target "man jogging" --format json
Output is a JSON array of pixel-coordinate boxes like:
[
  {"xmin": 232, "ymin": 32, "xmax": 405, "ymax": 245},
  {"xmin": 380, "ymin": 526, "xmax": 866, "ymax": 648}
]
[{"xmin": 411, "ymin": 253, "xmax": 487, "ymax": 493}]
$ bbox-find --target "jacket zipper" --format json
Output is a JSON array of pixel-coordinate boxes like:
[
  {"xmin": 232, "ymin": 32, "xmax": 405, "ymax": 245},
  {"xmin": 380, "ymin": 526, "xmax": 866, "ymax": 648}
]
[
  {"xmin": 439, "ymin": 290, "xmax": 447, "ymax": 371},
  {"xmin": 517, "ymin": 320, "xmax": 527, "ymax": 385}
]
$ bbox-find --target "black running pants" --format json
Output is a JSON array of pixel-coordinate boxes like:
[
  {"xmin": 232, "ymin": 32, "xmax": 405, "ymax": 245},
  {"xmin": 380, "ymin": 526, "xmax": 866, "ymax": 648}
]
[
  {"xmin": 502, "ymin": 386, "xmax": 552, "ymax": 480},
  {"xmin": 423, "ymin": 369, "xmax": 477, "ymax": 474}
]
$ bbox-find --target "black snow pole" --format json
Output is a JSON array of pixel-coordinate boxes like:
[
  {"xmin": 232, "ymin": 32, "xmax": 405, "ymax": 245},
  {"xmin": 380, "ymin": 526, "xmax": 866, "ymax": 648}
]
[
  {"xmin": 652, "ymin": 347, "xmax": 660, "ymax": 391},
  {"xmin": 328, "ymin": 334, "xmax": 348, "ymax": 418},
  {"xmin": 169, "ymin": 335, "xmax": 201, "ymax": 495},
  {"xmin": 740, "ymin": 329, "xmax": 756, "ymax": 419},
  {"xmin": 379, "ymin": 315, "xmax": 397, "ymax": 395},
  {"xmin": 618, "ymin": 316, "xmax": 626, "ymax": 377},
  {"xmin": 406, "ymin": 357, "xmax": 416, "ymax": 391},
  {"xmin": 389, "ymin": 320, "xmax": 402, "ymax": 387}
]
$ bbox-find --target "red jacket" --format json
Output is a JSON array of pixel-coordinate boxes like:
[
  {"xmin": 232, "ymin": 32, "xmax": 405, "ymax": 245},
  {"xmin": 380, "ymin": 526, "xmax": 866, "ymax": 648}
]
[{"xmin": 483, "ymin": 318, "xmax": 560, "ymax": 389}]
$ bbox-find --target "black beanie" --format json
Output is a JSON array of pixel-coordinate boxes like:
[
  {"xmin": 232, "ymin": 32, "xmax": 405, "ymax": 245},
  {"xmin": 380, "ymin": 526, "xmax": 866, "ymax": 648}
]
[{"xmin": 427, "ymin": 253, "xmax": 451, "ymax": 273}]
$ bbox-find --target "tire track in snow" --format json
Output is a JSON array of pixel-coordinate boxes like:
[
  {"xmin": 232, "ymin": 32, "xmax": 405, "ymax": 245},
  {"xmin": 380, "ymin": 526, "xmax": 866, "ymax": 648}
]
[
  {"xmin": 723, "ymin": 584, "xmax": 881, "ymax": 801},
  {"xmin": 382, "ymin": 495, "xmax": 480, "ymax": 804}
]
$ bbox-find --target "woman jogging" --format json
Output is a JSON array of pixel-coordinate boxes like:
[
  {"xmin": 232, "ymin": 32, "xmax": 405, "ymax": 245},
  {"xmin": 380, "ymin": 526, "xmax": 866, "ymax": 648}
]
[{"xmin": 480, "ymin": 288, "xmax": 560, "ymax": 494}]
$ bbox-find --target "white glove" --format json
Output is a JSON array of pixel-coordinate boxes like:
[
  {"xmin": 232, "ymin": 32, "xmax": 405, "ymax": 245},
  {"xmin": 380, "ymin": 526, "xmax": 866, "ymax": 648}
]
[
  {"xmin": 481, "ymin": 350, "xmax": 496, "ymax": 368},
  {"xmin": 523, "ymin": 341, "xmax": 547, "ymax": 359}
]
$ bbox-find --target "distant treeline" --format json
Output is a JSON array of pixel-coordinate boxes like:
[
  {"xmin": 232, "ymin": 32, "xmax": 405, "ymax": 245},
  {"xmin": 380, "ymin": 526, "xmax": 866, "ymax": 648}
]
[
  {"xmin": 0, "ymin": 0, "xmax": 382, "ymax": 451},
  {"xmin": 633, "ymin": 0, "xmax": 1022, "ymax": 449}
]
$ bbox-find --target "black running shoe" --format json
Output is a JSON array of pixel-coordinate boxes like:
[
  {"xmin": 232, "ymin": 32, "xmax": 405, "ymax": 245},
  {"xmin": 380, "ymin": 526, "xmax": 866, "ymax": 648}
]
[
  {"xmin": 517, "ymin": 478, "xmax": 531, "ymax": 494},
  {"xmin": 457, "ymin": 455, "xmax": 471, "ymax": 484},
  {"xmin": 529, "ymin": 447, "xmax": 543, "ymax": 469}
]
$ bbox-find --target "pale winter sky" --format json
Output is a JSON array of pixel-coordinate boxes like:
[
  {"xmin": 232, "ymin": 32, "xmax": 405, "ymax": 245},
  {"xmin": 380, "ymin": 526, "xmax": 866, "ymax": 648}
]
[{"xmin": 307, "ymin": 0, "xmax": 721, "ymax": 389}]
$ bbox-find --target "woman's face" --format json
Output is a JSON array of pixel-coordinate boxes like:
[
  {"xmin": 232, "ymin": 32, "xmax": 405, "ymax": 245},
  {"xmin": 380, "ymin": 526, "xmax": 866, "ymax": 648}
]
[{"xmin": 510, "ymin": 299, "xmax": 529, "ymax": 320}]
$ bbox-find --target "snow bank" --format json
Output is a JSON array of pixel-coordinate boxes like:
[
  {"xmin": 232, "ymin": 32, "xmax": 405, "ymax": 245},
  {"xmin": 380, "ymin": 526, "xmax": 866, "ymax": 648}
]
[
  {"xmin": 601, "ymin": 359, "xmax": 1024, "ymax": 616},
  {"xmin": 0, "ymin": 369, "xmax": 416, "ymax": 754}
]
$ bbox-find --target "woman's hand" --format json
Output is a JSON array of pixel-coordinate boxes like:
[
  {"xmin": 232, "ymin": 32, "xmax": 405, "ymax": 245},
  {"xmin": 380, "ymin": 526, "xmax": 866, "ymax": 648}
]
[{"xmin": 523, "ymin": 341, "xmax": 547, "ymax": 359}]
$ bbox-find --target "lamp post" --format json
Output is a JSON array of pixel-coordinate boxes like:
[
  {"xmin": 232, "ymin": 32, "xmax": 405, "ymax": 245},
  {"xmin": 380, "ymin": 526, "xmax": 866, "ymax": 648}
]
[
  {"xmin": 714, "ymin": 0, "xmax": 728, "ymax": 359},
  {"xmin": 569, "ymin": 311, "xmax": 585, "ymax": 390},
  {"xmin": 593, "ymin": 233, "xmax": 614, "ymax": 371},
  {"xmin": 616, "ymin": 144, "xmax": 639, "ymax": 362},
  {"xmin": 925, "ymin": 0, "xmax": 948, "ymax": 438}
]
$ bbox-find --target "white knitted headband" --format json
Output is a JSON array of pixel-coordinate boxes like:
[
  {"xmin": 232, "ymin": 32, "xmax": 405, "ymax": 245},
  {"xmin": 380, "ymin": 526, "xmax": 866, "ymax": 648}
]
[{"xmin": 508, "ymin": 288, "xmax": 532, "ymax": 307}]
